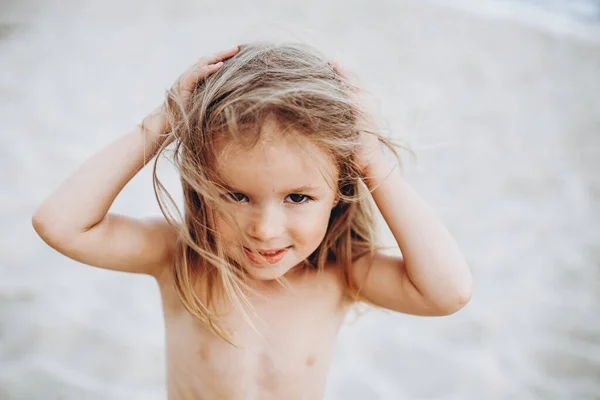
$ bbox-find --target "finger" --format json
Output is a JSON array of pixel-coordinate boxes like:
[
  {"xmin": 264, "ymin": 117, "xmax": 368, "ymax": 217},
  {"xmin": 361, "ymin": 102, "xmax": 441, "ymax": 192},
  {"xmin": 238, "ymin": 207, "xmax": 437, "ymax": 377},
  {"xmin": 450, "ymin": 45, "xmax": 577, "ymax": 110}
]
[
  {"xmin": 332, "ymin": 61, "xmax": 344, "ymax": 75},
  {"xmin": 180, "ymin": 46, "xmax": 238, "ymax": 80},
  {"xmin": 332, "ymin": 62, "xmax": 358, "ymax": 85},
  {"xmin": 177, "ymin": 46, "xmax": 238, "ymax": 87},
  {"xmin": 332, "ymin": 62, "xmax": 362, "ymax": 95},
  {"xmin": 178, "ymin": 61, "xmax": 223, "ymax": 92},
  {"xmin": 332, "ymin": 61, "xmax": 352, "ymax": 79},
  {"xmin": 204, "ymin": 46, "xmax": 240, "ymax": 65}
]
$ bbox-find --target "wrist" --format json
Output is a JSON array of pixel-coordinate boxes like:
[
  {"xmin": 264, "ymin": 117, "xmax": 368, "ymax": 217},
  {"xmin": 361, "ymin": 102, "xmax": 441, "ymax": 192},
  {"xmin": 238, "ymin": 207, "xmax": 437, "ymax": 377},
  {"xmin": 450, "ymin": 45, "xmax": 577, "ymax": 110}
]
[
  {"xmin": 362, "ymin": 158, "xmax": 395, "ymax": 189},
  {"xmin": 140, "ymin": 105, "xmax": 169, "ymax": 139},
  {"xmin": 137, "ymin": 112, "xmax": 168, "ymax": 154}
]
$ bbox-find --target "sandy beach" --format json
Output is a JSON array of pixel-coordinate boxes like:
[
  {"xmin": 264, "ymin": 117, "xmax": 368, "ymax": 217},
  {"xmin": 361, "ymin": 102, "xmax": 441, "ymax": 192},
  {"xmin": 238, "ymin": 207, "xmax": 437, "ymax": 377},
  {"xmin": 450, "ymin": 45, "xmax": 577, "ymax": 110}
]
[{"xmin": 1, "ymin": 0, "xmax": 599, "ymax": 398}]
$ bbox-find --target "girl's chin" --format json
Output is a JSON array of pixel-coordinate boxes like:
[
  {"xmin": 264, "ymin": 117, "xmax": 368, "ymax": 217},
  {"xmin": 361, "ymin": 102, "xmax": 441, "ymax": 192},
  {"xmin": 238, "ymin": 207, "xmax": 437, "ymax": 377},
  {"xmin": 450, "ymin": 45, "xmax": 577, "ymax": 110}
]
[
  {"xmin": 244, "ymin": 268, "xmax": 287, "ymax": 281},
  {"xmin": 242, "ymin": 261, "xmax": 293, "ymax": 280}
]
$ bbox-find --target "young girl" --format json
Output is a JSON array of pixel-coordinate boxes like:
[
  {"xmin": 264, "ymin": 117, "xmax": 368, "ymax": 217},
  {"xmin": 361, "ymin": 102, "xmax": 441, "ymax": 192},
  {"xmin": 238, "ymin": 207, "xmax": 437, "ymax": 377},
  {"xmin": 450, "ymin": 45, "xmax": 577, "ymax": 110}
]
[{"xmin": 32, "ymin": 42, "xmax": 472, "ymax": 400}]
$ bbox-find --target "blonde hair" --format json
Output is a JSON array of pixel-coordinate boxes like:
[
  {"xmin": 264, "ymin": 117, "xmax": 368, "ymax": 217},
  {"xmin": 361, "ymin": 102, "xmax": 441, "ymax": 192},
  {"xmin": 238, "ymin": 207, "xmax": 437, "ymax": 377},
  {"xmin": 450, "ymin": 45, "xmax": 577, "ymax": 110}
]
[{"xmin": 151, "ymin": 42, "xmax": 403, "ymax": 343}]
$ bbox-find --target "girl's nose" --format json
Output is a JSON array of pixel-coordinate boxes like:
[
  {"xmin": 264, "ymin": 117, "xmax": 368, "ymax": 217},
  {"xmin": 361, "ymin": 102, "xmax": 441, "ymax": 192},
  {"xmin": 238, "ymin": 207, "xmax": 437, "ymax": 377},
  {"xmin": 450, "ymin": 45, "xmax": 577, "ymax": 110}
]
[{"xmin": 248, "ymin": 206, "xmax": 285, "ymax": 242}]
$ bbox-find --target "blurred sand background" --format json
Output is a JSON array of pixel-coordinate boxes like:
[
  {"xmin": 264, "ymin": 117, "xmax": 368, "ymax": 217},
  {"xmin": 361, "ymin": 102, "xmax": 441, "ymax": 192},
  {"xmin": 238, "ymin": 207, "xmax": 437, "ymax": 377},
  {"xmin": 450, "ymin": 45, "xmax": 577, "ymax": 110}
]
[{"xmin": 1, "ymin": 0, "xmax": 599, "ymax": 399}]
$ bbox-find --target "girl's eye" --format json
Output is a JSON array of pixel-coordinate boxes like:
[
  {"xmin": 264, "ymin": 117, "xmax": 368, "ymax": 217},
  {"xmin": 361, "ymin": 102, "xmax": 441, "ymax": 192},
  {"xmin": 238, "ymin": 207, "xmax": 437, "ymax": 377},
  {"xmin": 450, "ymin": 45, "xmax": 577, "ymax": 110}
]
[
  {"xmin": 285, "ymin": 194, "xmax": 311, "ymax": 204},
  {"xmin": 227, "ymin": 192, "xmax": 248, "ymax": 202}
]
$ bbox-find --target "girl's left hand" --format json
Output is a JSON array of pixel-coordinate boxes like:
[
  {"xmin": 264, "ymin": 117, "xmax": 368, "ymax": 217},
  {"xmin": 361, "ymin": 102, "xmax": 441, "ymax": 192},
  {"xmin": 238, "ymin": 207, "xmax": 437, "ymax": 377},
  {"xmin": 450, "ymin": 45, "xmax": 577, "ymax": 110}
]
[{"xmin": 332, "ymin": 62, "xmax": 384, "ymax": 177}]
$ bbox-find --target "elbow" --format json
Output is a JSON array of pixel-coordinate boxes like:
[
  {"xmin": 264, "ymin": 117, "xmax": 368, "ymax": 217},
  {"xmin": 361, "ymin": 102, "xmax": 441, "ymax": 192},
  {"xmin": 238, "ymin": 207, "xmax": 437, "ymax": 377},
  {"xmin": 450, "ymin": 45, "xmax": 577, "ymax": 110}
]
[
  {"xmin": 434, "ymin": 276, "xmax": 473, "ymax": 316},
  {"xmin": 32, "ymin": 203, "xmax": 51, "ymax": 232},
  {"xmin": 32, "ymin": 212, "xmax": 54, "ymax": 245},
  {"xmin": 31, "ymin": 211, "xmax": 69, "ymax": 248},
  {"xmin": 450, "ymin": 283, "xmax": 472, "ymax": 314},
  {"xmin": 32, "ymin": 212, "xmax": 47, "ymax": 238}
]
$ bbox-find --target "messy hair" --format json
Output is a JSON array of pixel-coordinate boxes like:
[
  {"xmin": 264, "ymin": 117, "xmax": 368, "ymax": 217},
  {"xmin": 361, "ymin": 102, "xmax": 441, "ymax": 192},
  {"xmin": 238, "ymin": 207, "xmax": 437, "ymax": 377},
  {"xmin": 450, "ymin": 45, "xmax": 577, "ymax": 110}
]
[{"xmin": 151, "ymin": 42, "xmax": 403, "ymax": 343}]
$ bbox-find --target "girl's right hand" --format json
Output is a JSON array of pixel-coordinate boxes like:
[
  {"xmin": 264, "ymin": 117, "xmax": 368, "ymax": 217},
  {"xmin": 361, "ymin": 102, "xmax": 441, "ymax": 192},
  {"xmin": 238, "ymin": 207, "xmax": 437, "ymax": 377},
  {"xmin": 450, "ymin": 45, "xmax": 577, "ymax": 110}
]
[{"xmin": 141, "ymin": 46, "xmax": 240, "ymax": 137}]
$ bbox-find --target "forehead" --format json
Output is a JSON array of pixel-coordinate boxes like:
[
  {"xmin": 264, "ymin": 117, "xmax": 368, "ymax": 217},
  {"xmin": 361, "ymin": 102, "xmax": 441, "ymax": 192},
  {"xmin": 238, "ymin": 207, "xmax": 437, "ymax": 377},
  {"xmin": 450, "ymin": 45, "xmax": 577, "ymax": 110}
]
[{"xmin": 215, "ymin": 120, "xmax": 338, "ymax": 192}]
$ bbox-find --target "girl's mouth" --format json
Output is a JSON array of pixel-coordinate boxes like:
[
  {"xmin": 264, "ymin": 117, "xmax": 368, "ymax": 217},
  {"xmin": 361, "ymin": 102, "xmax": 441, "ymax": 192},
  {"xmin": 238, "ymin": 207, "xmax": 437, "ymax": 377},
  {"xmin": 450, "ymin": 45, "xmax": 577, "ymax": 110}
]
[{"xmin": 243, "ymin": 247, "xmax": 290, "ymax": 265}]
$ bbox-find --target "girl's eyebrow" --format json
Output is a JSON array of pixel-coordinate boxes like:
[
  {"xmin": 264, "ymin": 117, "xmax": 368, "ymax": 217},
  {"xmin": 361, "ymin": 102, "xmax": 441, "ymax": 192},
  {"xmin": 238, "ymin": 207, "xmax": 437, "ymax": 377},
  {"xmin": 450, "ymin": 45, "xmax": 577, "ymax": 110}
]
[
  {"xmin": 221, "ymin": 184, "xmax": 322, "ymax": 194},
  {"xmin": 282, "ymin": 185, "xmax": 321, "ymax": 193}
]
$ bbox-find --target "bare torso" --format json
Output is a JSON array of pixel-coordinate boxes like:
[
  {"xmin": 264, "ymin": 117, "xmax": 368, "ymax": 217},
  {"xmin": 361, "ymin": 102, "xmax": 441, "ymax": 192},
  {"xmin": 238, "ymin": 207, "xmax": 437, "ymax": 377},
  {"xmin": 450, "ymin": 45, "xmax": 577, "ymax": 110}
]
[{"xmin": 158, "ymin": 266, "xmax": 349, "ymax": 400}]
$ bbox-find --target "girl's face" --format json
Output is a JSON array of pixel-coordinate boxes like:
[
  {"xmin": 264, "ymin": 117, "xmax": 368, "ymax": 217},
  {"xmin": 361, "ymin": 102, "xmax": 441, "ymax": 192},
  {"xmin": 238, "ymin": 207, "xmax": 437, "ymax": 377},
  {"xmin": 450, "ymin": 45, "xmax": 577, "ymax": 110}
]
[{"xmin": 214, "ymin": 120, "xmax": 339, "ymax": 281}]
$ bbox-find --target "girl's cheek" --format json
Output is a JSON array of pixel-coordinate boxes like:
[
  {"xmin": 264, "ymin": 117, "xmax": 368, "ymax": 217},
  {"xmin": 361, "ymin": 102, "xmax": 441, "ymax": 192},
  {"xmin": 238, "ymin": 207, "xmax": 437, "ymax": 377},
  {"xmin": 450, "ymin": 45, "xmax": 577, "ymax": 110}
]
[
  {"xmin": 214, "ymin": 213, "xmax": 241, "ymax": 243},
  {"xmin": 292, "ymin": 205, "xmax": 331, "ymax": 240}
]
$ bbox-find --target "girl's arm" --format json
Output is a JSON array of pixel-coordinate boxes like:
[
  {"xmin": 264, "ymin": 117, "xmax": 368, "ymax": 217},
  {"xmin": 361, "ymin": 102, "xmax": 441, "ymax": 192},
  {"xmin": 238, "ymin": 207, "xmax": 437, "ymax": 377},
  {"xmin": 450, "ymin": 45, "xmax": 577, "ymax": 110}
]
[
  {"xmin": 32, "ymin": 47, "xmax": 239, "ymax": 279},
  {"xmin": 334, "ymin": 62, "xmax": 472, "ymax": 316},
  {"xmin": 32, "ymin": 125, "xmax": 176, "ymax": 279},
  {"xmin": 352, "ymin": 161, "xmax": 473, "ymax": 316}
]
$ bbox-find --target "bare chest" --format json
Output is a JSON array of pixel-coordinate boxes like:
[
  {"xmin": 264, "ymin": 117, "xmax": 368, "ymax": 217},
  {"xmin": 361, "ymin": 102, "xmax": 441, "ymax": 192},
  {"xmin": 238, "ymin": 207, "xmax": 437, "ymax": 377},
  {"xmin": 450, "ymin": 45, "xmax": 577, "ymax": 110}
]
[{"xmin": 160, "ymin": 269, "xmax": 347, "ymax": 400}]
